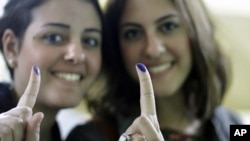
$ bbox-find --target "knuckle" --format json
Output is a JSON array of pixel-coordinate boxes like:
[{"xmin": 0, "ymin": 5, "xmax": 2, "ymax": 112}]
[
  {"xmin": 20, "ymin": 106, "xmax": 32, "ymax": 114},
  {"xmin": 0, "ymin": 114, "xmax": 25, "ymax": 129},
  {"xmin": 138, "ymin": 115, "xmax": 149, "ymax": 124},
  {"xmin": 16, "ymin": 118, "xmax": 24, "ymax": 125}
]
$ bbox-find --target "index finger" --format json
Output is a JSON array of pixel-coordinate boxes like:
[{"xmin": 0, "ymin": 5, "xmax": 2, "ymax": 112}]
[
  {"xmin": 17, "ymin": 66, "xmax": 41, "ymax": 108},
  {"xmin": 136, "ymin": 63, "xmax": 156, "ymax": 116}
]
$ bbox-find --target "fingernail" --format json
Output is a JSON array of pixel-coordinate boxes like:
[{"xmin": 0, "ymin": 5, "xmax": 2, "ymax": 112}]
[
  {"xmin": 136, "ymin": 63, "xmax": 146, "ymax": 72},
  {"xmin": 33, "ymin": 66, "xmax": 40, "ymax": 75}
]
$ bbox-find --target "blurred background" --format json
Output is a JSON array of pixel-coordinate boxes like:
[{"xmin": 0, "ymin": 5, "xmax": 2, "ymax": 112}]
[
  {"xmin": 202, "ymin": 0, "xmax": 250, "ymax": 123},
  {"xmin": 0, "ymin": 0, "xmax": 250, "ymax": 136}
]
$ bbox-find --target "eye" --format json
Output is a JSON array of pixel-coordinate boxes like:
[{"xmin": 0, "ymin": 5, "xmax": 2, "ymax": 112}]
[
  {"xmin": 83, "ymin": 37, "xmax": 100, "ymax": 48},
  {"xmin": 122, "ymin": 29, "xmax": 141, "ymax": 41},
  {"xmin": 159, "ymin": 22, "xmax": 180, "ymax": 34},
  {"xmin": 42, "ymin": 33, "xmax": 65, "ymax": 45}
]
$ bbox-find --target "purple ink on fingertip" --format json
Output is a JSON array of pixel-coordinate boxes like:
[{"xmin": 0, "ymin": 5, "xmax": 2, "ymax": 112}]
[
  {"xmin": 136, "ymin": 63, "xmax": 146, "ymax": 72},
  {"xmin": 33, "ymin": 66, "xmax": 40, "ymax": 75}
]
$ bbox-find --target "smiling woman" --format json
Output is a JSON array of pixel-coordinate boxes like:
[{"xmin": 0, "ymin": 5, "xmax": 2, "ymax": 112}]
[
  {"xmin": 66, "ymin": 0, "xmax": 245, "ymax": 141},
  {"xmin": 0, "ymin": 0, "xmax": 105, "ymax": 141}
]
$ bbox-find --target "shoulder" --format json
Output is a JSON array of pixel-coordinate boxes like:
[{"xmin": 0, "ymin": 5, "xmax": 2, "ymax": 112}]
[
  {"xmin": 0, "ymin": 82, "xmax": 11, "ymax": 92},
  {"xmin": 212, "ymin": 106, "xmax": 243, "ymax": 124},
  {"xmin": 210, "ymin": 106, "xmax": 243, "ymax": 141},
  {"xmin": 0, "ymin": 82, "xmax": 15, "ymax": 113}
]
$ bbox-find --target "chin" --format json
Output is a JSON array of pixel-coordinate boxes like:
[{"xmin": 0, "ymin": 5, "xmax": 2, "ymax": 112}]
[
  {"xmin": 154, "ymin": 87, "xmax": 178, "ymax": 97},
  {"xmin": 51, "ymin": 102, "xmax": 79, "ymax": 109},
  {"xmin": 48, "ymin": 97, "xmax": 81, "ymax": 109},
  {"xmin": 155, "ymin": 92, "xmax": 174, "ymax": 97},
  {"xmin": 62, "ymin": 99, "xmax": 81, "ymax": 108}
]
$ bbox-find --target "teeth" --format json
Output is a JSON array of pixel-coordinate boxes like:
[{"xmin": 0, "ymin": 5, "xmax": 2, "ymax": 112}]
[
  {"xmin": 148, "ymin": 63, "xmax": 171, "ymax": 73},
  {"xmin": 54, "ymin": 73, "xmax": 81, "ymax": 82}
]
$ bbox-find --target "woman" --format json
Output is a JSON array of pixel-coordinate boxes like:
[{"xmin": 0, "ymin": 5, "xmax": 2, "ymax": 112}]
[
  {"xmin": 67, "ymin": 0, "xmax": 242, "ymax": 141},
  {"xmin": 0, "ymin": 0, "xmax": 105, "ymax": 140}
]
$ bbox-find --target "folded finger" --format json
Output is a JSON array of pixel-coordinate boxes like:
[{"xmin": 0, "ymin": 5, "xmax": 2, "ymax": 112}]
[
  {"xmin": 0, "ymin": 123, "xmax": 14, "ymax": 141},
  {"xmin": 26, "ymin": 112, "xmax": 44, "ymax": 141},
  {"xmin": 2, "ymin": 107, "xmax": 32, "ymax": 121},
  {"xmin": 125, "ymin": 116, "xmax": 163, "ymax": 141},
  {"xmin": 0, "ymin": 116, "xmax": 24, "ymax": 141},
  {"xmin": 1, "ymin": 132, "xmax": 13, "ymax": 141}
]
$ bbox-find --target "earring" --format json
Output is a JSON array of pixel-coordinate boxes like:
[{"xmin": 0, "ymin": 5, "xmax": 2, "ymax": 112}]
[{"xmin": 8, "ymin": 59, "xmax": 15, "ymax": 67}]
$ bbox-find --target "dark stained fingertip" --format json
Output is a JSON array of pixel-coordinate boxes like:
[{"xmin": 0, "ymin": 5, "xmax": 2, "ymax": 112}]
[
  {"xmin": 136, "ymin": 63, "xmax": 147, "ymax": 72},
  {"xmin": 33, "ymin": 66, "xmax": 40, "ymax": 75}
]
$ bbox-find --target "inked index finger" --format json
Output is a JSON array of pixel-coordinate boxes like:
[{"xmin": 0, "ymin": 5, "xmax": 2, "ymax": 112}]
[
  {"xmin": 17, "ymin": 66, "xmax": 41, "ymax": 108},
  {"xmin": 136, "ymin": 63, "xmax": 156, "ymax": 116}
]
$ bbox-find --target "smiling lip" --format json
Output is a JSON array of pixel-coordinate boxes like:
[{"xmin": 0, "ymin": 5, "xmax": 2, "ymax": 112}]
[
  {"xmin": 51, "ymin": 71, "xmax": 84, "ymax": 83},
  {"xmin": 147, "ymin": 62, "xmax": 174, "ymax": 78}
]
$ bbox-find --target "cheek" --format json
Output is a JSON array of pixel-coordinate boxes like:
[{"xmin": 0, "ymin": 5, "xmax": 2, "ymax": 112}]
[
  {"xmin": 13, "ymin": 48, "xmax": 52, "ymax": 97},
  {"xmin": 120, "ymin": 44, "xmax": 141, "ymax": 67},
  {"xmin": 18, "ymin": 44, "xmax": 59, "ymax": 67},
  {"xmin": 179, "ymin": 41, "xmax": 192, "ymax": 64},
  {"xmin": 120, "ymin": 45, "xmax": 142, "ymax": 81},
  {"xmin": 121, "ymin": 47, "xmax": 137, "ymax": 77},
  {"xmin": 86, "ymin": 52, "xmax": 102, "ymax": 74},
  {"xmin": 174, "ymin": 40, "xmax": 192, "ymax": 71},
  {"xmin": 16, "ymin": 48, "xmax": 48, "ymax": 75},
  {"xmin": 170, "ymin": 36, "xmax": 191, "ymax": 59}
]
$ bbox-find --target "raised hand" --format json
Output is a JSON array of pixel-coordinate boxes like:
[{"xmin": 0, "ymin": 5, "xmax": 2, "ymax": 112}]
[
  {"xmin": 0, "ymin": 66, "xmax": 44, "ymax": 141},
  {"xmin": 119, "ymin": 63, "xmax": 164, "ymax": 141}
]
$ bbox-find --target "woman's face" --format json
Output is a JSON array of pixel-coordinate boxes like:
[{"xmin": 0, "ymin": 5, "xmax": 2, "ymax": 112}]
[
  {"xmin": 12, "ymin": 0, "xmax": 102, "ymax": 107},
  {"xmin": 119, "ymin": 0, "xmax": 192, "ymax": 96}
]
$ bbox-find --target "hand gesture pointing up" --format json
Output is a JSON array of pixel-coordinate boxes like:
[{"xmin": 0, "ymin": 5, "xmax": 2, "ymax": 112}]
[
  {"xmin": 0, "ymin": 66, "xmax": 44, "ymax": 141},
  {"xmin": 119, "ymin": 63, "xmax": 164, "ymax": 141}
]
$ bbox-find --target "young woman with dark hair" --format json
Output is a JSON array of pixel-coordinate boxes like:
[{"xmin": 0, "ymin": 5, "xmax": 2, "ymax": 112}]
[{"xmin": 0, "ymin": 0, "xmax": 106, "ymax": 140}]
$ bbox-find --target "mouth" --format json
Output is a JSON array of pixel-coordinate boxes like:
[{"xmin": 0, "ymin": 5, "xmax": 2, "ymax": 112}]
[
  {"xmin": 147, "ymin": 62, "xmax": 173, "ymax": 74},
  {"xmin": 51, "ymin": 72, "xmax": 83, "ymax": 82}
]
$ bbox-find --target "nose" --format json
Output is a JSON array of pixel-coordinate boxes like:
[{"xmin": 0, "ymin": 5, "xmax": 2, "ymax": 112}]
[
  {"xmin": 144, "ymin": 34, "xmax": 166, "ymax": 58},
  {"xmin": 64, "ymin": 42, "xmax": 85, "ymax": 64}
]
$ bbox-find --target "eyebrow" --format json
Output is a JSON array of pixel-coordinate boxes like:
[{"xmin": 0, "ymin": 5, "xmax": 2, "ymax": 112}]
[
  {"xmin": 120, "ymin": 14, "xmax": 177, "ymax": 29},
  {"xmin": 120, "ymin": 23, "xmax": 141, "ymax": 29},
  {"xmin": 43, "ymin": 23, "xmax": 101, "ymax": 33},
  {"xmin": 84, "ymin": 28, "xmax": 102, "ymax": 34},
  {"xmin": 155, "ymin": 14, "xmax": 177, "ymax": 24},
  {"xmin": 43, "ymin": 23, "xmax": 70, "ymax": 29}
]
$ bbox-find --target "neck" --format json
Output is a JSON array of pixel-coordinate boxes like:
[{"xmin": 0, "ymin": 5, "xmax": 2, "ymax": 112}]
[
  {"xmin": 33, "ymin": 103, "xmax": 59, "ymax": 141},
  {"xmin": 156, "ymin": 91, "xmax": 201, "ymax": 135}
]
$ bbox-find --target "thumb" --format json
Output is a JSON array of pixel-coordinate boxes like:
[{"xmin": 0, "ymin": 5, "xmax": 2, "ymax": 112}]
[{"xmin": 25, "ymin": 112, "xmax": 44, "ymax": 141}]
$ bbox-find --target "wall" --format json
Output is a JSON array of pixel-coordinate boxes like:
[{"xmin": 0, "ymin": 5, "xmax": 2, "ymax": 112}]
[{"xmin": 204, "ymin": 0, "xmax": 250, "ymax": 123}]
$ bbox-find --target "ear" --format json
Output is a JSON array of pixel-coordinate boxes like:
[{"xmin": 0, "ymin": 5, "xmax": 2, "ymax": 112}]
[{"xmin": 2, "ymin": 29, "xmax": 20, "ymax": 68}]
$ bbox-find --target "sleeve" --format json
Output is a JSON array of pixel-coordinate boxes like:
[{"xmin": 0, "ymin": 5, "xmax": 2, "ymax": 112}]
[
  {"xmin": 211, "ymin": 106, "xmax": 243, "ymax": 141},
  {"xmin": 0, "ymin": 83, "xmax": 15, "ymax": 113}
]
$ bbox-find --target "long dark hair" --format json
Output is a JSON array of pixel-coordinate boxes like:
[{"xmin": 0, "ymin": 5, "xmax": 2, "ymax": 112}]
[{"xmin": 88, "ymin": 0, "xmax": 230, "ymax": 120}]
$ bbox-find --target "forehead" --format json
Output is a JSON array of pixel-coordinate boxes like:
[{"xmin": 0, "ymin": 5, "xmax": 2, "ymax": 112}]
[
  {"xmin": 121, "ymin": 0, "xmax": 178, "ymax": 23},
  {"xmin": 30, "ymin": 0, "xmax": 100, "ymax": 28}
]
